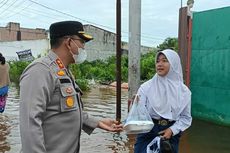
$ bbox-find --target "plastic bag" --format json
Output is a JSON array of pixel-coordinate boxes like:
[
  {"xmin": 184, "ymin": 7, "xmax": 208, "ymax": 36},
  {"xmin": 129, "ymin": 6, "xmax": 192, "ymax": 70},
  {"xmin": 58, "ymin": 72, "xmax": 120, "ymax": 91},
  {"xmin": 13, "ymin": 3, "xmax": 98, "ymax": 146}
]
[
  {"xmin": 124, "ymin": 94, "xmax": 154, "ymax": 134},
  {"xmin": 147, "ymin": 137, "xmax": 173, "ymax": 153},
  {"xmin": 147, "ymin": 136, "xmax": 161, "ymax": 153}
]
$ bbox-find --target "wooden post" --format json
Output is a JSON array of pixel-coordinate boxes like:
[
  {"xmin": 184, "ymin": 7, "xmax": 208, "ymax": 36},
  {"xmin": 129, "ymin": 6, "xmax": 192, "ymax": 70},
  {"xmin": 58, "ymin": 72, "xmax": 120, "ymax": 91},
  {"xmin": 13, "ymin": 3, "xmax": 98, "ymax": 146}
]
[
  {"xmin": 178, "ymin": 7, "xmax": 192, "ymax": 88},
  {"xmin": 116, "ymin": 0, "xmax": 121, "ymax": 122},
  {"xmin": 178, "ymin": 7, "xmax": 189, "ymax": 83}
]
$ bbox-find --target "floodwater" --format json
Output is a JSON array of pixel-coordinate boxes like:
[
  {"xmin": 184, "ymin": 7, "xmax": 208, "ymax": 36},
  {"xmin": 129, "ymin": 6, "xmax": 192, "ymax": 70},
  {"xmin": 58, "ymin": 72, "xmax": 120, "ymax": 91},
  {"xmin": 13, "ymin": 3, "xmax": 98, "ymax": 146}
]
[{"xmin": 1, "ymin": 85, "xmax": 230, "ymax": 153}]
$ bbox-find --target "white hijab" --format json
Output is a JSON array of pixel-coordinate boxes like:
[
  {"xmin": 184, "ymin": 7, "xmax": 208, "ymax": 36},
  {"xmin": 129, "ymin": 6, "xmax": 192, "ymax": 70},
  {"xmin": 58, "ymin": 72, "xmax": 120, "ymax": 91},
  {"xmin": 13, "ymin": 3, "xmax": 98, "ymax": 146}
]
[{"xmin": 140, "ymin": 49, "xmax": 191, "ymax": 120}]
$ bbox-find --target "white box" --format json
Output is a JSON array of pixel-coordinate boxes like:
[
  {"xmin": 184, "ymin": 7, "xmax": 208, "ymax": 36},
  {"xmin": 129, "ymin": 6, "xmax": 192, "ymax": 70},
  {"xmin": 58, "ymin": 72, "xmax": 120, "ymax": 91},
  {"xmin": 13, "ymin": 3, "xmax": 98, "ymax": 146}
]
[{"xmin": 124, "ymin": 121, "xmax": 154, "ymax": 134}]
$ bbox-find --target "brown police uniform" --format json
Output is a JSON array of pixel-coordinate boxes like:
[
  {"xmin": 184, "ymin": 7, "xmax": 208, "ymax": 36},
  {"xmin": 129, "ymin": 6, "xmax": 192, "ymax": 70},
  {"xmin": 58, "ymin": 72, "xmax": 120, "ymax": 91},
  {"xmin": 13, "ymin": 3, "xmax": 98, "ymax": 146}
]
[
  {"xmin": 19, "ymin": 21, "xmax": 96, "ymax": 153},
  {"xmin": 20, "ymin": 51, "xmax": 99, "ymax": 153}
]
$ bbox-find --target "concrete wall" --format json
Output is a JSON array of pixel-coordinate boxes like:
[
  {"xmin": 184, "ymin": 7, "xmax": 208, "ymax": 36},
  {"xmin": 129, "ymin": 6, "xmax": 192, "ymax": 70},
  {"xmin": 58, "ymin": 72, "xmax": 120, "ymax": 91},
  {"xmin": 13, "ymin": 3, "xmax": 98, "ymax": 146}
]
[
  {"xmin": 0, "ymin": 39, "xmax": 49, "ymax": 60},
  {"xmin": 121, "ymin": 41, "xmax": 153, "ymax": 55},
  {"xmin": 84, "ymin": 25, "xmax": 116, "ymax": 61},
  {"xmin": 84, "ymin": 24, "xmax": 153, "ymax": 61}
]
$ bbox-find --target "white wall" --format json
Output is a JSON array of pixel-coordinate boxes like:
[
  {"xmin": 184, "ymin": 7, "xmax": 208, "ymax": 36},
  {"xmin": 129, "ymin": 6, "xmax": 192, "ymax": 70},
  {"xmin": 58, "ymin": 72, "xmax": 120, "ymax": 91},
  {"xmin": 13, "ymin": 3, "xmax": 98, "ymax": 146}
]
[{"xmin": 0, "ymin": 39, "xmax": 49, "ymax": 61}]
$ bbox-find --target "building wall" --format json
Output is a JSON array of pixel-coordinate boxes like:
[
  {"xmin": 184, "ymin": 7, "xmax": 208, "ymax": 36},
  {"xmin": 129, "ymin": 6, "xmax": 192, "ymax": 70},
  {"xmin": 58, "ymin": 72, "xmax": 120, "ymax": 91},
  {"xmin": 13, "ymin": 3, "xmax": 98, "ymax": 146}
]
[
  {"xmin": 0, "ymin": 22, "xmax": 47, "ymax": 42},
  {"xmin": 84, "ymin": 25, "xmax": 116, "ymax": 61},
  {"xmin": 121, "ymin": 41, "xmax": 153, "ymax": 55},
  {"xmin": 0, "ymin": 23, "xmax": 153, "ymax": 61},
  {"xmin": 84, "ymin": 25, "xmax": 153, "ymax": 61}
]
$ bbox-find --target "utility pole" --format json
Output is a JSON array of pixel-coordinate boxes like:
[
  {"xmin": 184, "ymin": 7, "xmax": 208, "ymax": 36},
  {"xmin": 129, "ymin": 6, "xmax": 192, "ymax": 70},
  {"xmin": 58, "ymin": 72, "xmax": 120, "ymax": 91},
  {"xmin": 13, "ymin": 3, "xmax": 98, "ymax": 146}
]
[
  {"xmin": 116, "ymin": 0, "xmax": 121, "ymax": 122},
  {"xmin": 128, "ymin": 0, "xmax": 141, "ymax": 110}
]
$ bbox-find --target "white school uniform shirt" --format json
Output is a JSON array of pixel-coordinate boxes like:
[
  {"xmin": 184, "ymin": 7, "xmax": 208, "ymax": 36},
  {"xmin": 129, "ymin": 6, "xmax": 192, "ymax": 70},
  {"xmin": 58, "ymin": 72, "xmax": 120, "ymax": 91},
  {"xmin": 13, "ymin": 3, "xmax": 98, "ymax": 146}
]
[{"xmin": 137, "ymin": 49, "xmax": 192, "ymax": 135}]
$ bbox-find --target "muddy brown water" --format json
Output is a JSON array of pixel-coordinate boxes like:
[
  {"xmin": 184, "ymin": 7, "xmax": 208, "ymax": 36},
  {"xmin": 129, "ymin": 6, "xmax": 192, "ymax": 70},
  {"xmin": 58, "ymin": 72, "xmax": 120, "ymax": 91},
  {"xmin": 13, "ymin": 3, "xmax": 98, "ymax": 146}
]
[{"xmin": 1, "ymin": 85, "xmax": 230, "ymax": 153}]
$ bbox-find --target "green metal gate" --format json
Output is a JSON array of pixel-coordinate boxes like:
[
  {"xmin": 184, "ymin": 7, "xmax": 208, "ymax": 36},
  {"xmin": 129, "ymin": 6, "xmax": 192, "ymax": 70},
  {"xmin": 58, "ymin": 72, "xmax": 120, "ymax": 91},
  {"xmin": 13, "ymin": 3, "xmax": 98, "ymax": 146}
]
[{"xmin": 191, "ymin": 7, "xmax": 230, "ymax": 126}]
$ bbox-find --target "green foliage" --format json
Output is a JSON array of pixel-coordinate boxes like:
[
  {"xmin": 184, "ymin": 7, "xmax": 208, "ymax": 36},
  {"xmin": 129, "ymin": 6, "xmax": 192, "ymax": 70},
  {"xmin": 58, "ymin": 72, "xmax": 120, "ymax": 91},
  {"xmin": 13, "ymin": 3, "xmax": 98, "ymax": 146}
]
[
  {"xmin": 76, "ymin": 79, "xmax": 90, "ymax": 91},
  {"xmin": 140, "ymin": 51, "xmax": 156, "ymax": 81},
  {"xmin": 7, "ymin": 37, "xmax": 180, "ymax": 90},
  {"xmin": 121, "ymin": 55, "xmax": 128, "ymax": 82},
  {"xmin": 9, "ymin": 51, "xmax": 157, "ymax": 90},
  {"xmin": 69, "ymin": 64, "xmax": 81, "ymax": 78},
  {"xmin": 70, "ymin": 56, "xmax": 129, "ymax": 84},
  {"xmin": 157, "ymin": 37, "xmax": 178, "ymax": 51},
  {"xmin": 8, "ymin": 61, "xmax": 30, "ymax": 84},
  {"xmin": 69, "ymin": 53, "xmax": 157, "ymax": 84}
]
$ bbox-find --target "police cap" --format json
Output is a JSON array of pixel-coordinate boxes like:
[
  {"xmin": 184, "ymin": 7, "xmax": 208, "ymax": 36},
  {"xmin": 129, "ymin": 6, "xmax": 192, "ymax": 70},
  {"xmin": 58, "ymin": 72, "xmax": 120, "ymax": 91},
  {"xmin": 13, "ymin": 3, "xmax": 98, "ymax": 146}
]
[{"xmin": 49, "ymin": 21, "xmax": 93, "ymax": 42}]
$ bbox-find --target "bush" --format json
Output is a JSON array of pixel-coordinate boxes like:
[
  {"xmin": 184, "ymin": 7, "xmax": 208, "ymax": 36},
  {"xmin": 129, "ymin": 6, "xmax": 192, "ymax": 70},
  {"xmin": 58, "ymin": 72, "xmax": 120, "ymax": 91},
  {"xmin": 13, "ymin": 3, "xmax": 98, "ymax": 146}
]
[
  {"xmin": 9, "ymin": 52, "xmax": 157, "ymax": 91},
  {"xmin": 8, "ymin": 61, "xmax": 30, "ymax": 84},
  {"xmin": 140, "ymin": 51, "xmax": 156, "ymax": 81}
]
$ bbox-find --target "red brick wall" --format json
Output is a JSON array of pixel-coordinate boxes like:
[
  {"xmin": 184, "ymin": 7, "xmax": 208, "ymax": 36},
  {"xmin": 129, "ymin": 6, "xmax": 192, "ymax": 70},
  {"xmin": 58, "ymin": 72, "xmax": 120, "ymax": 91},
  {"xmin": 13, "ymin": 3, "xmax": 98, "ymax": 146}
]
[{"xmin": 0, "ymin": 22, "xmax": 47, "ymax": 41}]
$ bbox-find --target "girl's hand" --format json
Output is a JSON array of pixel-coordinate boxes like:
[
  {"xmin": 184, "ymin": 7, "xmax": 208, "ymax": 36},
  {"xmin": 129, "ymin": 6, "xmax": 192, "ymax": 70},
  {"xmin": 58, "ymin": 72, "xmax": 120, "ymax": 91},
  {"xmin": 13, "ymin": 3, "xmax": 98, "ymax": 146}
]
[{"xmin": 158, "ymin": 128, "xmax": 173, "ymax": 139}]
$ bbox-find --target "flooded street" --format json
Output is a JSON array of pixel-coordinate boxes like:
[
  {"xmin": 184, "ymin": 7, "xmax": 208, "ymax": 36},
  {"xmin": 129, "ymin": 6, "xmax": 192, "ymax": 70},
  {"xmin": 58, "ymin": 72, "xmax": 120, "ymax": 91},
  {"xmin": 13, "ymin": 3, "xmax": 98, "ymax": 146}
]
[
  {"xmin": 1, "ymin": 85, "xmax": 230, "ymax": 153},
  {"xmin": 0, "ymin": 86, "xmax": 20, "ymax": 153}
]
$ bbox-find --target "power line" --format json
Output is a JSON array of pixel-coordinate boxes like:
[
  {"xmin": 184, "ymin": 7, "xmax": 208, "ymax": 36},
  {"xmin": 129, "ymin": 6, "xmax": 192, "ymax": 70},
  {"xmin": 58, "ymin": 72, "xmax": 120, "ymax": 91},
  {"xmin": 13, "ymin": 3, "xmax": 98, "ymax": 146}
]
[
  {"xmin": 0, "ymin": 0, "xmax": 18, "ymax": 15},
  {"xmin": 0, "ymin": 2, "xmax": 64, "ymax": 24},
  {"xmin": 3, "ymin": 2, "xmax": 33, "ymax": 19},
  {"xmin": 1, "ymin": 0, "xmax": 167, "ymax": 44},
  {"xmin": 0, "ymin": 0, "xmax": 6, "ymax": 5},
  {"xmin": 27, "ymin": 0, "xmax": 165, "ymax": 41},
  {"xmin": 26, "ymin": 7, "xmax": 68, "ymax": 20},
  {"xmin": 0, "ymin": 0, "xmax": 28, "ymax": 18},
  {"xmin": 0, "ymin": 0, "xmax": 9, "ymax": 9},
  {"xmin": 2, "ymin": 0, "xmax": 70, "ymax": 21},
  {"xmin": 21, "ymin": 7, "xmax": 64, "ymax": 21},
  {"xmin": 28, "ymin": 0, "xmax": 115, "ymax": 31}
]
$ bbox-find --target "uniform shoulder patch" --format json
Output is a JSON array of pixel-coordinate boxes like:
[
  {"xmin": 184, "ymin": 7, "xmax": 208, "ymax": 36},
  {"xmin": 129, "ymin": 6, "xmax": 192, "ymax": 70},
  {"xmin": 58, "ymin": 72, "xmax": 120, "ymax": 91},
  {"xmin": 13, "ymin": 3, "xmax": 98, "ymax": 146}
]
[{"xmin": 55, "ymin": 58, "xmax": 64, "ymax": 69}]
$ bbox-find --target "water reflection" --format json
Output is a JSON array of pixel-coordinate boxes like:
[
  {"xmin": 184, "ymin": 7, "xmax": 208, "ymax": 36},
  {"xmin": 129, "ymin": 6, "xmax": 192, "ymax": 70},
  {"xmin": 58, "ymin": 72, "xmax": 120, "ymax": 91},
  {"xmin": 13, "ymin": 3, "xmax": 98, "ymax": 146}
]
[
  {"xmin": 0, "ymin": 85, "xmax": 20, "ymax": 153},
  {"xmin": 0, "ymin": 115, "xmax": 11, "ymax": 152},
  {"xmin": 180, "ymin": 119, "xmax": 230, "ymax": 153},
  {"xmin": 80, "ymin": 86, "xmax": 132, "ymax": 153},
  {"xmin": 1, "ymin": 85, "xmax": 230, "ymax": 153}
]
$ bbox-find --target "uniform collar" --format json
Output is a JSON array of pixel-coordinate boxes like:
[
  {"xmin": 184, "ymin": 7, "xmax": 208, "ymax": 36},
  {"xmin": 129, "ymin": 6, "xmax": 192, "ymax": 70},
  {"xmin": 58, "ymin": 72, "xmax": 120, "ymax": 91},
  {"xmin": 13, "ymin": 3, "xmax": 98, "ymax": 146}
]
[
  {"xmin": 48, "ymin": 50, "xmax": 66, "ymax": 69},
  {"xmin": 48, "ymin": 50, "xmax": 59, "ymax": 61}
]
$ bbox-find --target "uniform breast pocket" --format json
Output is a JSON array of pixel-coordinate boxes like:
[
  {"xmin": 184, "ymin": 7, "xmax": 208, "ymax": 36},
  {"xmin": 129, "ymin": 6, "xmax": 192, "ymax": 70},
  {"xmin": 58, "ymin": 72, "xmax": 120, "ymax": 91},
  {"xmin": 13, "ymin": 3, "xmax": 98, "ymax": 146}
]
[{"xmin": 60, "ymin": 83, "xmax": 79, "ymax": 112}]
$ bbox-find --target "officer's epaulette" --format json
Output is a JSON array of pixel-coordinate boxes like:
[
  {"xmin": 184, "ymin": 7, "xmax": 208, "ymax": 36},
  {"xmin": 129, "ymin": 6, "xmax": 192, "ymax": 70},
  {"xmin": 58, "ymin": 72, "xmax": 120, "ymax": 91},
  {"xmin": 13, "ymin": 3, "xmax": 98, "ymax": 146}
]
[
  {"xmin": 55, "ymin": 58, "xmax": 64, "ymax": 69},
  {"xmin": 55, "ymin": 58, "xmax": 66, "ymax": 77}
]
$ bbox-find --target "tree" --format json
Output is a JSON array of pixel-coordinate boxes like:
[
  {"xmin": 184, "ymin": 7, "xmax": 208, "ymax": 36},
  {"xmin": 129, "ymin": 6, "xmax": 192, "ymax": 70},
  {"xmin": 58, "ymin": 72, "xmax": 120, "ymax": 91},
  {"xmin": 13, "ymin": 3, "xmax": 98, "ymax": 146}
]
[{"xmin": 157, "ymin": 37, "xmax": 178, "ymax": 51}]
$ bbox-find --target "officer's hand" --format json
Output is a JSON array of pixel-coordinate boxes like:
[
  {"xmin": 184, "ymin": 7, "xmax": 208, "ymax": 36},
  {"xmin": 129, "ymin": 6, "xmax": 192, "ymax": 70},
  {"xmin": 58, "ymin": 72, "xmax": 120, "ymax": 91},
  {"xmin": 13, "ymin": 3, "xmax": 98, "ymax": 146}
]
[
  {"xmin": 97, "ymin": 118, "xmax": 123, "ymax": 132},
  {"xmin": 158, "ymin": 128, "xmax": 173, "ymax": 139}
]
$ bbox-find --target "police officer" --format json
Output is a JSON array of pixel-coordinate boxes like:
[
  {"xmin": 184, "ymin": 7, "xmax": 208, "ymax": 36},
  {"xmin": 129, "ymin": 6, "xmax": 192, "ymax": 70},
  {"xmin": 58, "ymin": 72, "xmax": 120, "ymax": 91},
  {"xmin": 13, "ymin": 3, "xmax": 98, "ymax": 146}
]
[{"xmin": 19, "ymin": 21, "xmax": 123, "ymax": 153}]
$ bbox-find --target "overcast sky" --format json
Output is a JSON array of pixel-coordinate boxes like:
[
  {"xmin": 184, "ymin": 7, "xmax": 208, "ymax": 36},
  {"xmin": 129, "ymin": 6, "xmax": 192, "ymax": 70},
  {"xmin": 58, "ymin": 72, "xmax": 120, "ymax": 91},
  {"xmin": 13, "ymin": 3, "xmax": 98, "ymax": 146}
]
[{"xmin": 0, "ymin": 0, "xmax": 230, "ymax": 47}]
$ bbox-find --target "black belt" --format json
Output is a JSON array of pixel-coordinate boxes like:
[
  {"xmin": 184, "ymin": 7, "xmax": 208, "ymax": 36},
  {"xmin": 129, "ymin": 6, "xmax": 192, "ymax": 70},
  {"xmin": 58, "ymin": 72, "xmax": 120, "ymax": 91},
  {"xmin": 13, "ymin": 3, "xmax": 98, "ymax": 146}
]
[{"xmin": 152, "ymin": 118, "xmax": 175, "ymax": 126}]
